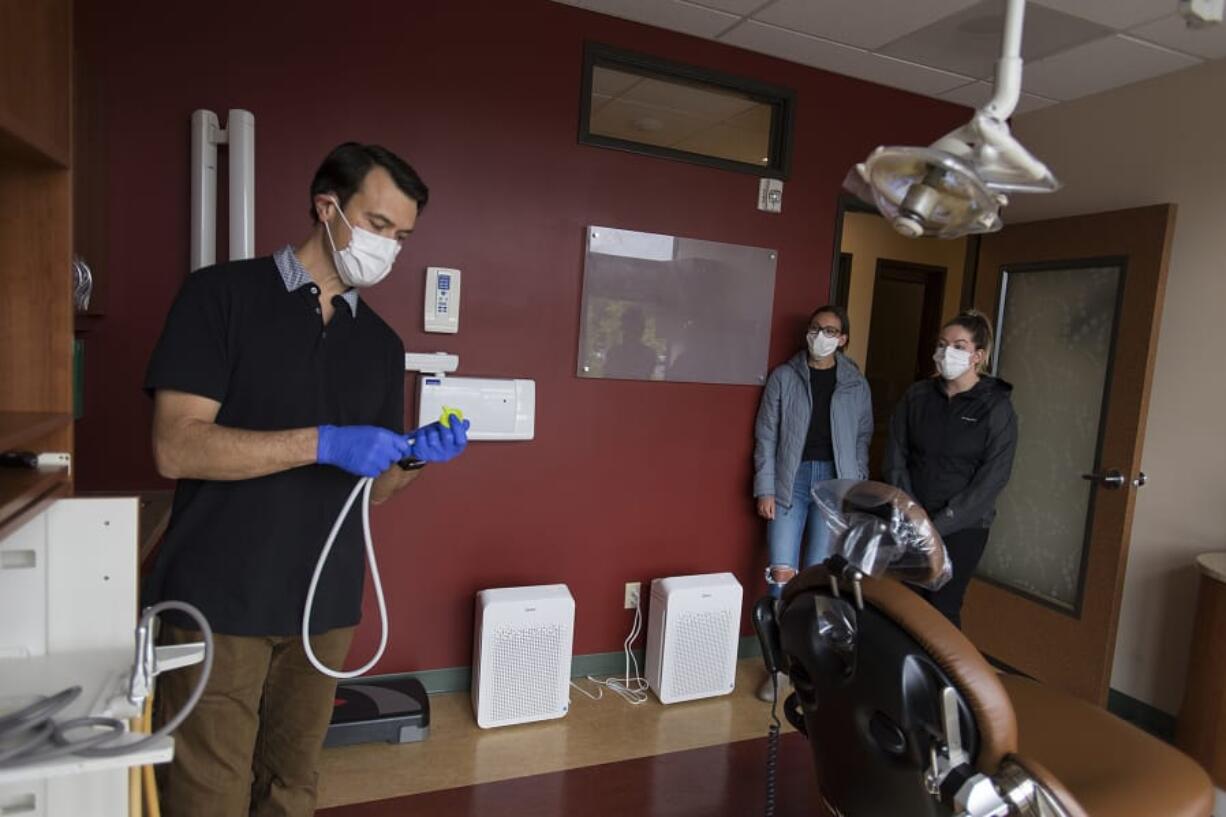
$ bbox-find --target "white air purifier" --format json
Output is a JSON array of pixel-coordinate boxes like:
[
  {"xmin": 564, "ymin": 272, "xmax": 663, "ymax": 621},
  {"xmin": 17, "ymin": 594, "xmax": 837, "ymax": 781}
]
[
  {"xmin": 471, "ymin": 584, "xmax": 574, "ymax": 728},
  {"xmin": 645, "ymin": 572, "xmax": 743, "ymax": 704}
]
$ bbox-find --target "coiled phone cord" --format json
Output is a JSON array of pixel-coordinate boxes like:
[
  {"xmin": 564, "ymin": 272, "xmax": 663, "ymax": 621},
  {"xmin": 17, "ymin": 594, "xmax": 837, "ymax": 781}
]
[{"xmin": 765, "ymin": 675, "xmax": 782, "ymax": 817}]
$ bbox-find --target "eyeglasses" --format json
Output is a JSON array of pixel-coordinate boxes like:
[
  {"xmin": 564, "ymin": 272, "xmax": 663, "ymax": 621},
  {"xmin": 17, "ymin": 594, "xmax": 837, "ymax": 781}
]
[{"xmin": 807, "ymin": 326, "xmax": 842, "ymax": 339}]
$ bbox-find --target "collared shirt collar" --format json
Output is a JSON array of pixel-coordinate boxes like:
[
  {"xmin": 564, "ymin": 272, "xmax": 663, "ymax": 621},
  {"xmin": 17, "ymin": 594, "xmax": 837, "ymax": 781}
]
[{"xmin": 273, "ymin": 245, "xmax": 359, "ymax": 317}]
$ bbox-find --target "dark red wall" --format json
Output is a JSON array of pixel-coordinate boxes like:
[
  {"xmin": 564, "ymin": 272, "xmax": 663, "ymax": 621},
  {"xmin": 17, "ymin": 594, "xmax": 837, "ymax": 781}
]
[{"xmin": 73, "ymin": 0, "xmax": 966, "ymax": 671}]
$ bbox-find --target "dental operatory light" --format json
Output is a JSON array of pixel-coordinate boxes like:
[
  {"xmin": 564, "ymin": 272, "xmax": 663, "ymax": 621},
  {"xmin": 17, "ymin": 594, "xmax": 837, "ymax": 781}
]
[
  {"xmin": 1180, "ymin": 0, "xmax": 1224, "ymax": 28},
  {"xmin": 845, "ymin": 0, "xmax": 1059, "ymax": 239}
]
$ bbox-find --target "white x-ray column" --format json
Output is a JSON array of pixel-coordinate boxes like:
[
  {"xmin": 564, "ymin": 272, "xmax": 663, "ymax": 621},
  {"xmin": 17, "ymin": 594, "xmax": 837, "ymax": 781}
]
[{"xmin": 191, "ymin": 109, "xmax": 255, "ymax": 272}]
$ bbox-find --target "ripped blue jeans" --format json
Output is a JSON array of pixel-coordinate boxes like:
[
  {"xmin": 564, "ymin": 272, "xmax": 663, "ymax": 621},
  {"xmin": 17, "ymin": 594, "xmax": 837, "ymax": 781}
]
[{"xmin": 765, "ymin": 460, "xmax": 836, "ymax": 598}]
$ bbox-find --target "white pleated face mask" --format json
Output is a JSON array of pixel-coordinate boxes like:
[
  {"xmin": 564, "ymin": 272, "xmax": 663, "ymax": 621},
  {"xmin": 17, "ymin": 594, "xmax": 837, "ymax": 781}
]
[
  {"xmin": 807, "ymin": 332, "xmax": 840, "ymax": 359},
  {"xmin": 323, "ymin": 197, "xmax": 402, "ymax": 288},
  {"xmin": 934, "ymin": 346, "xmax": 973, "ymax": 380}
]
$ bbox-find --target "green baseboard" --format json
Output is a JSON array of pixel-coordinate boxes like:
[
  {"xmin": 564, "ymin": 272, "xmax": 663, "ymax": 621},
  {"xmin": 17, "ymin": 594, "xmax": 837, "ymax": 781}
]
[
  {"xmin": 1107, "ymin": 688, "xmax": 1176, "ymax": 742},
  {"xmin": 382, "ymin": 635, "xmax": 764, "ymax": 696},
  {"xmin": 360, "ymin": 644, "xmax": 1176, "ymax": 747}
]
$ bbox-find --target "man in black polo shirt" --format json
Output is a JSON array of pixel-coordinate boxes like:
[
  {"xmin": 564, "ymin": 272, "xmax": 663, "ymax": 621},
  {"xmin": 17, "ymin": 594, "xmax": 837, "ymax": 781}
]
[{"xmin": 144, "ymin": 143, "xmax": 467, "ymax": 817}]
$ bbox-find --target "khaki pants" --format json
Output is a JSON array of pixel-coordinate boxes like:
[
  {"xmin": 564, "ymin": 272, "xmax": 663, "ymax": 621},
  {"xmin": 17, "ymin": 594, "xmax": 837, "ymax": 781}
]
[{"xmin": 155, "ymin": 624, "xmax": 355, "ymax": 817}]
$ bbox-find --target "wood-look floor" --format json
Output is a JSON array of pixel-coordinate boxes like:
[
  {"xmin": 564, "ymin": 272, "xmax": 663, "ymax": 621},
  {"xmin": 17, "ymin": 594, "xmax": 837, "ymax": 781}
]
[
  {"xmin": 319, "ymin": 733, "xmax": 824, "ymax": 817},
  {"xmin": 317, "ymin": 659, "xmax": 795, "ymax": 810}
]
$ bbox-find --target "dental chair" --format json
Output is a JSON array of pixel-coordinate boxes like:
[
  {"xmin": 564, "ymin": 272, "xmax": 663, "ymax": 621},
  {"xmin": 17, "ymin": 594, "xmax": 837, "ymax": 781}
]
[{"xmin": 756, "ymin": 480, "xmax": 1213, "ymax": 817}]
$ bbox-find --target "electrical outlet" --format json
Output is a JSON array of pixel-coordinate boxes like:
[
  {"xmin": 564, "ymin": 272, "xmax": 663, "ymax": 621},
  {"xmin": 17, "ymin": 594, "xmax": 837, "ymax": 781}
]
[{"xmin": 624, "ymin": 582, "xmax": 641, "ymax": 610}]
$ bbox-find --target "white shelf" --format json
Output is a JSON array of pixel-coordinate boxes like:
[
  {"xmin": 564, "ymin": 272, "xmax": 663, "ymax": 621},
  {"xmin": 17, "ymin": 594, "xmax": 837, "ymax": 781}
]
[
  {"xmin": 0, "ymin": 737, "xmax": 173, "ymax": 785},
  {"xmin": 0, "ymin": 648, "xmax": 175, "ymax": 785}
]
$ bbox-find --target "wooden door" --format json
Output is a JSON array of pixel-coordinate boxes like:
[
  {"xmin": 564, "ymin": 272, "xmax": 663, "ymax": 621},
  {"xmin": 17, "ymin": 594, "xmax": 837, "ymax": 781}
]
[
  {"xmin": 863, "ymin": 260, "xmax": 946, "ymax": 480},
  {"xmin": 962, "ymin": 204, "xmax": 1176, "ymax": 704}
]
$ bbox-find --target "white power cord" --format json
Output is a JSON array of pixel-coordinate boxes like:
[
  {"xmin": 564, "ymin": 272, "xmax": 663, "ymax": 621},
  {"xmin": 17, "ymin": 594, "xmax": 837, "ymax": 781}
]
[
  {"xmin": 571, "ymin": 597, "xmax": 650, "ymax": 705},
  {"xmin": 302, "ymin": 476, "xmax": 389, "ymax": 679}
]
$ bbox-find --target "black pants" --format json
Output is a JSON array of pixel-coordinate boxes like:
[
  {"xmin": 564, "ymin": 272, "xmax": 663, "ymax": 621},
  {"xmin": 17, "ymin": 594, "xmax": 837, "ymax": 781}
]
[{"xmin": 920, "ymin": 527, "xmax": 990, "ymax": 629}]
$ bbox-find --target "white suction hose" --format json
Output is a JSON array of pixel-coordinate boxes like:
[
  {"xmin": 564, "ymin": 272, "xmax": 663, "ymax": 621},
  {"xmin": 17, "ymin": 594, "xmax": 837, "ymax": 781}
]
[{"xmin": 302, "ymin": 476, "xmax": 389, "ymax": 679}]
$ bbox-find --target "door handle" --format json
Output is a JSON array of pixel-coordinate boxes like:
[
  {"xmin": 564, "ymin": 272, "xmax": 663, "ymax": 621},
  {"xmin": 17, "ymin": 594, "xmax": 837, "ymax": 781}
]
[
  {"xmin": 1082, "ymin": 469, "xmax": 1126, "ymax": 489},
  {"xmin": 1134, "ymin": 472, "xmax": 1148, "ymax": 488}
]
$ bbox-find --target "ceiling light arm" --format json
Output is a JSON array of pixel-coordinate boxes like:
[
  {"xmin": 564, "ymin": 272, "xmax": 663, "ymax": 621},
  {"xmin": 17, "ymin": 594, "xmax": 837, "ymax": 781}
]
[
  {"xmin": 930, "ymin": 114, "xmax": 1055, "ymax": 194},
  {"xmin": 928, "ymin": 0, "xmax": 1054, "ymax": 193},
  {"xmin": 983, "ymin": 0, "xmax": 1025, "ymax": 120},
  {"xmin": 844, "ymin": 0, "xmax": 1058, "ymax": 239}
]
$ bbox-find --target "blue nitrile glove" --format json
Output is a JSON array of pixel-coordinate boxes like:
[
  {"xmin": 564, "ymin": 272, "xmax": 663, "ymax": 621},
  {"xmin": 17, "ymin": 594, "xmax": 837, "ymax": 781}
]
[
  {"xmin": 317, "ymin": 425, "xmax": 412, "ymax": 478},
  {"xmin": 407, "ymin": 418, "xmax": 471, "ymax": 463}
]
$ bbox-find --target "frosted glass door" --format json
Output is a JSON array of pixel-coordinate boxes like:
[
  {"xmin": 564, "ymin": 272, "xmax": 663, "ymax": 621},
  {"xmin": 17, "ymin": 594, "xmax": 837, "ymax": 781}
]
[{"xmin": 977, "ymin": 263, "xmax": 1123, "ymax": 611}]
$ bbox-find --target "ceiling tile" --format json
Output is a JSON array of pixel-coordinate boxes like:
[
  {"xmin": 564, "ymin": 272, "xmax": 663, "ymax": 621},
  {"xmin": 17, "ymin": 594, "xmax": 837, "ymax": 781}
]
[
  {"xmin": 725, "ymin": 104, "xmax": 773, "ymax": 130},
  {"xmin": 721, "ymin": 20, "xmax": 973, "ymax": 95},
  {"xmin": 1021, "ymin": 34, "xmax": 1201, "ymax": 100},
  {"xmin": 623, "ymin": 77, "xmax": 760, "ymax": 118},
  {"xmin": 592, "ymin": 66, "xmax": 644, "ymax": 97},
  {"xmin": 938, "ymin": 80, "xmax": 1059, "ymax": 114},
  {"xmin": 558, "ymin": 0, "xmax": 1202, "ymax": 104},
  {"xmin": 683, "ymin": 0, "xmax": 766, "ymax": 15},
  {"xmin": 1029, "ymin": 0, "xmax": 1171, "ymax": 30},
  {"xmin": 592, "ymin": 98, "xmax": 713, "ymax": 146},
  {"xmin": 753, "ymin": 0, "xmax": 981, "ymax": 49},
  {"xmin": 1130, "ymin": 13, "xmax": 1226, "ymax": 59},
  {"xmin": 879, "ymin": 0, "xmax": 1112, "ymax": 80},
  {"xmin": 577, "ymin": 0, "xmax": 741, "ymax": 39},
  {"xmin": 673, "ymin": 123, "xmax": 772, "ymax": 164}
]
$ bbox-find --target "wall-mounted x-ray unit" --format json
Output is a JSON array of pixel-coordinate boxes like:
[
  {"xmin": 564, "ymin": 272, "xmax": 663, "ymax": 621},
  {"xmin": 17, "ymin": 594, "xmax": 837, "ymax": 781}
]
[{"xmin": 190, "ymin": 109, "xmax": 255, "ymax": 272}]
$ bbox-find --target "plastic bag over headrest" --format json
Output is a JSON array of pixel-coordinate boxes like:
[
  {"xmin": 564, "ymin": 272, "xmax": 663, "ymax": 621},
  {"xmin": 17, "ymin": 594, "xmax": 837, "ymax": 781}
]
[{"xmin": 814, "ymin": 480, "xmax": 952, "ymax": 591}]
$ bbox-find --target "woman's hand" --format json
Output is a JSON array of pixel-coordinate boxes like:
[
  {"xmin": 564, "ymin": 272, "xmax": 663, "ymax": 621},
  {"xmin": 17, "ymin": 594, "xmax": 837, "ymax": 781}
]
[{"xmin": 757, "ymin": 496, "xmax": 776, "ymax": 520}]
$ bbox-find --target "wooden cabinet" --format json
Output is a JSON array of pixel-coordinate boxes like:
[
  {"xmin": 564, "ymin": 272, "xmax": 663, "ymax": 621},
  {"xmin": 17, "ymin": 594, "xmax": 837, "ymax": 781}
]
[
  {"xmin": 0, "ymin": 0, "xmax": 71, "ymax": 164},
  {"xmin": 0, "ymin": 18, "xmax": 161, "ymax": 814},
  {"xmin": 0, "ymin": 0, "xmax": 75, "ymax": 535},
  {"xmin": 1176, "ymin": 554, "xmax": 1226, "ymax": 788}
]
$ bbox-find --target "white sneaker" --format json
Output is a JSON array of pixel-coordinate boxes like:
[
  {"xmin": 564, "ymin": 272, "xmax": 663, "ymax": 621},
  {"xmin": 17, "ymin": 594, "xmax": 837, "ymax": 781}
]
[{"xmin": 756, "ymin": 671, "xmax": 791, "ymax": 702}]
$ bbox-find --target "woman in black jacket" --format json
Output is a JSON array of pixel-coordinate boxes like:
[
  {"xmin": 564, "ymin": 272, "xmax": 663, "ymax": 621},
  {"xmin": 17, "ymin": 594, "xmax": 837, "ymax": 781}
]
[{"xmin": 884, "ymin": 310, "xmax": 1018, "ymax": 628}]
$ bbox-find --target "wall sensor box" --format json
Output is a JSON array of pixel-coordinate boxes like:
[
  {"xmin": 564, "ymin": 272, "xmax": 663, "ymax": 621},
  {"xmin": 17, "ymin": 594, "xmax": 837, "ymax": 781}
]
[{"xmin": 417, "ymin": 375, "xmax": 535, "ymax": 441}]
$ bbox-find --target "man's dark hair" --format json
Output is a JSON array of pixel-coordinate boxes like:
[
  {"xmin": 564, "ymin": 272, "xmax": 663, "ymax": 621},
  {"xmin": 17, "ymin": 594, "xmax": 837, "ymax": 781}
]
[{"xmin": 308, "ymin": 142, "xmax": 429, "ymax": 222}]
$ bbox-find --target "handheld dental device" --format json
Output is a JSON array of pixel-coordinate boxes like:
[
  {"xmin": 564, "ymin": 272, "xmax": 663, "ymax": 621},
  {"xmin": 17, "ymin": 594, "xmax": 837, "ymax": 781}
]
[{"xmin": 303, "ymin": 406, "xmax": 464, "ymax": 679}]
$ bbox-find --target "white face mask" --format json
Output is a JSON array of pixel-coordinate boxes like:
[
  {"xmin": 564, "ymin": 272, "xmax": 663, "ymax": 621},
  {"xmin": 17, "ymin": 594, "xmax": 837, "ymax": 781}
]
[
  {"xmin": 807, "ymin": 332, "xmax": 840, "ymax": 359},
  {"xmin": 934, "ymin": 346, "xmax": 973, "ymax": 380},
  {"xmin": 323, "ymin": 197, "xmax": 401, "ymax": 288}
]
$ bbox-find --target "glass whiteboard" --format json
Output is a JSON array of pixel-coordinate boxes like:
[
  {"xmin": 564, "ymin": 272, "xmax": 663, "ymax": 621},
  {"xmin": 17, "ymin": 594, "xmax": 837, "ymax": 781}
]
[{"xmin": 577, "ymin": 226, "xmax": 777, "ymax": 386}]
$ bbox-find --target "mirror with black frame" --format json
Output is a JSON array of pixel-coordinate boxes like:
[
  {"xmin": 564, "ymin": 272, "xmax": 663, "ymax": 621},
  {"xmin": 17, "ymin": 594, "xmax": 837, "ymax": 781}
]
[{"xmin": 579, "ymin": 43, "xmax": 794, "ymax": 178}]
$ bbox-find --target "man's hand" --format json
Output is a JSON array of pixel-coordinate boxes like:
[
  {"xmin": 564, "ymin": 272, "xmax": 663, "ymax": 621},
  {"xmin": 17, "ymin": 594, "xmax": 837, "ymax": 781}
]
[
  {"xmin": 369, "ymin": 419, "xmax": 470, "ymax": 504},
  {"xmin": 317, "ymin": 425, "xmax": 411, "ymax": 478},
  {"xmin": 408, "ymin": 419, "xmax": 470, "ymax": 462}
]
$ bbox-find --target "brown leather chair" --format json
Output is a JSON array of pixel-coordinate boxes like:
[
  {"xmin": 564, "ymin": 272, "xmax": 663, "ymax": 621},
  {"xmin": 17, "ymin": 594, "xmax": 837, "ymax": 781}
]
[{"xmin": 771, "ymin": 564, "xmax": 1213, "ymax": 817}]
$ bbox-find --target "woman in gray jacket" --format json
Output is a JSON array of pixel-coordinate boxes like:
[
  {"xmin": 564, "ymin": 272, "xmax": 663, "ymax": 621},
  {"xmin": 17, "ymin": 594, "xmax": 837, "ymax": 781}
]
[{"xmin": 753, "ymin": 305, "xmax": 872, "ymax": 698}]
